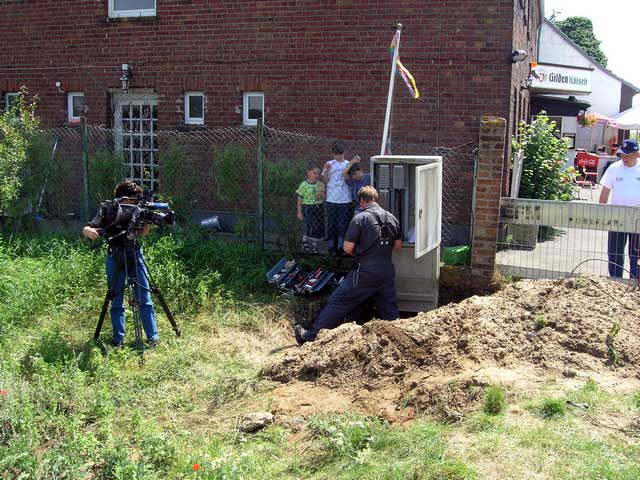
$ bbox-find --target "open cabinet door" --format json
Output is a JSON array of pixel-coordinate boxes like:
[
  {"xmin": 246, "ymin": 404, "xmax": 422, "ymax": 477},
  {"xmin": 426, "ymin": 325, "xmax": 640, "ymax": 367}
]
[{"xmin": 414, "ymin": 162, "xmax": 442, "ymax": 258}]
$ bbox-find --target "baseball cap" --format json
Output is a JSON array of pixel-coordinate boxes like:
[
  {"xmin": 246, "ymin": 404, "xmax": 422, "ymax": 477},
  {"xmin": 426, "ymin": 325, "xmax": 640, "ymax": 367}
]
[{"xmin": 617, "ymin": 139, "xmax": 639, "ymax": 155}]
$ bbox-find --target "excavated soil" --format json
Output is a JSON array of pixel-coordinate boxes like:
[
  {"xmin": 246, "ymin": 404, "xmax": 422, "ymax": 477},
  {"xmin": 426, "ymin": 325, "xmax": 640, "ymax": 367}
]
[{"xmin": 263, "ymin": 276, "xmax": 640, "ymax": 422}]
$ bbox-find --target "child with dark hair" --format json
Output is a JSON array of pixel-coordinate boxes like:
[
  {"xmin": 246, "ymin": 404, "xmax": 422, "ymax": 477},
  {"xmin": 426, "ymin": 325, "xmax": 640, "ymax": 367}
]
[
  {"xmin": 322, "ymin": 140, "xmax": 360, "ymax": 256},
  {"xmin": 296, "ymin": 161, "xmax": 326, "ymax": 253},
  {"xmin": 343, "ymin": 158, "xmax": 371, "ymax": 215}
]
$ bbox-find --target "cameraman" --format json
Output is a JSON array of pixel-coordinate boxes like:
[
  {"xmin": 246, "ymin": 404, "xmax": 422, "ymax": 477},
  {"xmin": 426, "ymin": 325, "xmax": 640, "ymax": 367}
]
[{"xmin": 82, "ymin": 180, "xmax": 159, "ymax": 348}]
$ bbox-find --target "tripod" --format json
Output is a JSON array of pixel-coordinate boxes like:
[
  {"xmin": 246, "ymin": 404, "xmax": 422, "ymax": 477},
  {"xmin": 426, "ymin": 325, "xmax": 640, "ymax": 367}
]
[{"xmin": 94, "ymin": 240, "xmax": 181, "ymax": 354}]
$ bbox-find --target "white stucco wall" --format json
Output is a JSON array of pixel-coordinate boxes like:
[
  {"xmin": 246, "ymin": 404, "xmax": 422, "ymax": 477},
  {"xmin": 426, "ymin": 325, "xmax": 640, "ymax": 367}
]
[{"xmin": 539, "ymin": 22, "xmax": 622, "ymax": 116}]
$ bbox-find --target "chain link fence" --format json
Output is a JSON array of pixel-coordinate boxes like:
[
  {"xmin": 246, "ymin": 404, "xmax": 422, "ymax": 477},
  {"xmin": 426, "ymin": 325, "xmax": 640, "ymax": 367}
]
[{"xmin": 32, "ymin": 124, "xmax": 476, "ymax": 252}]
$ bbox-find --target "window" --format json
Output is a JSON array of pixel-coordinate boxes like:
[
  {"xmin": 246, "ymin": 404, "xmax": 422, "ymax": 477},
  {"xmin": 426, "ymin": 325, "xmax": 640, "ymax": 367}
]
[
  {"xmin": 184, "ymin": 92, "xmax": 204, "ymax": 125},
  {"xmin": 5, "ymin": 92, "xmax": 20, "ymax": 111},
  {"xmin": 108, "ymin": 0, "xmax": 155, "ymax": 18},
  {"xmin": 115, "ymin": 97, "xmax": 159, "ymax": 192},
  {"xmin": 67, "ymin": 92, "xmax": 84, "ymax": 123},
  {"xmin": 243, "ymin": 92, "xmax": 264, "ymax": 126},
  {"xmin": 548, "ymin": 116, "xmax": 563, "ymax": 138},
  {"xmin": 564, "ymin": 133, "xmax": 576, "ymax": 150}
]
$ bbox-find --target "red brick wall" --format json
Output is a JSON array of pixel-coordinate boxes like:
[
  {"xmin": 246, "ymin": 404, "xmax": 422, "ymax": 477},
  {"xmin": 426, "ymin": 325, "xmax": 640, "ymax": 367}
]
[
  {"xmin": 0, "ymin": 0, "xmax": 528, "ymax": 147},
  {"xmin": 506, "ymin": 0, "xmax": 541, "ymax": 193}
]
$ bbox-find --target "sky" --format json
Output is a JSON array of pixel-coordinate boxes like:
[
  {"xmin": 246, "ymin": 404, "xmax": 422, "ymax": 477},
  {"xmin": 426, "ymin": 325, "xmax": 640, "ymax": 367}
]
[{"xmin": 544, "ymin": 0, "xmax": 640, "ymax": 104}]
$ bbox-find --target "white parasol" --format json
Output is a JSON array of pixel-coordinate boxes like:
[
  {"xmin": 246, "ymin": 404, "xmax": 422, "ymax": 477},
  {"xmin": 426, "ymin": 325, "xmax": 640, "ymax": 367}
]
[{"xmin": 612, "ymin": 105, "xmax": 640, "ymax": 130}]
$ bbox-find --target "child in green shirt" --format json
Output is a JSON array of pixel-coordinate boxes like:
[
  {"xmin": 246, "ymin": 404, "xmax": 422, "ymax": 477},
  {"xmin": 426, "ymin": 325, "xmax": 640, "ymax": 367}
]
[{"xmin": 296, "ymin": 161, "xmax": 326, "ymax": 253}]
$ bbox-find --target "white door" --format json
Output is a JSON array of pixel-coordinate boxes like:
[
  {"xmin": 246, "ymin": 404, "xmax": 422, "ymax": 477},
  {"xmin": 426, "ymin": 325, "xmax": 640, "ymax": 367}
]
[
  {"xmin": 113, "ymin": 93, "xmax": 159, "ymax": 192},
  {"xmin": 414, "ymin": 161, "xmax": 442, "ymax": 258}
]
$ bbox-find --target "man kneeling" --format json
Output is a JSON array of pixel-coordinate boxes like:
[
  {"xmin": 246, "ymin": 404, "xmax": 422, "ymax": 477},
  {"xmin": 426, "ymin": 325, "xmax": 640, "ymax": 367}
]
[{"xmin": 295, "ymin": 186, "xmax": 402, "ymax": 344}]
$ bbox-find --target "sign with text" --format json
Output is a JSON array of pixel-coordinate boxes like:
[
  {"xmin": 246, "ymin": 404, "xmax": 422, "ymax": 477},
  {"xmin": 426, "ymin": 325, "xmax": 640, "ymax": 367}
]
[{"xmin": 530, "ymin": 63, "xmax": 592, "ymax": 94}]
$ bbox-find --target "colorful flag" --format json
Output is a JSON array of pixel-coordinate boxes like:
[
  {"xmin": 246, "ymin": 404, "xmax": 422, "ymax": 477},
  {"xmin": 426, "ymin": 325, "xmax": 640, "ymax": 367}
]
[{"xmin": 389, "ymin": 32, "xmax": 419, "ymax": 100}]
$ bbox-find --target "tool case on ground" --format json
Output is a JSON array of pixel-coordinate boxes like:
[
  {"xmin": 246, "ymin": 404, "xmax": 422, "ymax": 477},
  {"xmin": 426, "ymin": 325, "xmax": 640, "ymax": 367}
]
[{"xmin": 266, "ymin": 257, "xmax": 335, "ymax": 294}]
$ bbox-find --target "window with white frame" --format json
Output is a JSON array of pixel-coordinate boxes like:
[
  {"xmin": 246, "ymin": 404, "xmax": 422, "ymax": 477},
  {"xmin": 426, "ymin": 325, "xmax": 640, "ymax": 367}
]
[
  {"xmin": 67, "ymin": 92, "xmax": 84, "ymax": 123},
  {"xmin": 184, "ymin": 92, "xmax": 204, "ymax": 125},
  {"xmin": 108, "ymin": 0, "xmax": 156, "ymax": 18},
  {"xmin": 5, "ymin": 92, "xmax": 20, "ymax": 111},
  {"xmin": 243, "ymin": 92, "xmax": 264, "ymax": 126}
]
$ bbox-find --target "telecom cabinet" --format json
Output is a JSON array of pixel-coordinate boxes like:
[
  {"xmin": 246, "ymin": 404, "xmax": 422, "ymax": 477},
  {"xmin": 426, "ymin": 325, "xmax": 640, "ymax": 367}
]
[{"xmin": 370, "ymin": 155, "xmax": 442, "ymax": 312}]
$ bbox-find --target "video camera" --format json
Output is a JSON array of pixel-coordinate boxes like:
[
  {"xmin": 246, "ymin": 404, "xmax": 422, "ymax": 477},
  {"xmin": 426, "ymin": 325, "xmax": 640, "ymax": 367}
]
[{"xmin": 99, "ymin": 191, "xmax": 176, "ymax": 237}]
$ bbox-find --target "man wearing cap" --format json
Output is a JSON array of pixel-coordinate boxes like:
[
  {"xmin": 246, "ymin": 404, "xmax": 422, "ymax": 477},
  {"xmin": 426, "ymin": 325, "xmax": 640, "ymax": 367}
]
[
  {"xmin": 598, "ymin": 139, "xmax": 640, "ymax": 278},
  {"xmin": 295, "ymin": 186, "xmax": 402, "ymax": 345}
]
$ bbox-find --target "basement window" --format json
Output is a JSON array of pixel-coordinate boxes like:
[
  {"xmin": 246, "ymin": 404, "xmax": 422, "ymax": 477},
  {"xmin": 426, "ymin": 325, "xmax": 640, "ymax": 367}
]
[
  {"xmin": 67, "ymin": 92, "xmax": 84, "ymax": 123},
  {"xmin": 4, "ymin": 92, "xmax": 20, "ymax": 111},
  {"xmin": 243, "ymin": 92, "xmax": 264, "ymax": 126},
  {"xmin": 108, "ymin": 0, "xmax": 156, "ymax": 18},
  {"xmin": 184, "ymin": 92, "xmax": 204, "ymax": 125}
]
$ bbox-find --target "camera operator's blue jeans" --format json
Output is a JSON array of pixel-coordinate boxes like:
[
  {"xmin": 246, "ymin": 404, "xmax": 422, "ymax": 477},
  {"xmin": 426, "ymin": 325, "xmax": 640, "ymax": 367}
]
[{"xmin": 106, "ymin": 248, "xmax": 159, "ymax": 344}]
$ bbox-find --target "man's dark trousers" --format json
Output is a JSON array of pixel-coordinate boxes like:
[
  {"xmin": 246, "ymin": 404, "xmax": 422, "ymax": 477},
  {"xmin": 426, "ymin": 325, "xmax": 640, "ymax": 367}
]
[
  {"xmin": 607, "ymin": 231, "xmax": 640, "ymax": 278},
  {"xmin": 311, "ymin": 262, "xmax": 398, "ymax": 338}
]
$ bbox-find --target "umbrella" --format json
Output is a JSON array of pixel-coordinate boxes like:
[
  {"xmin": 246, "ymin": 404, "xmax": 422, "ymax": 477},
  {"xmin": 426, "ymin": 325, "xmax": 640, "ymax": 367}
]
[{"xmin": 612, "ymin": 105, "xmax": 640, "ymax": 130}]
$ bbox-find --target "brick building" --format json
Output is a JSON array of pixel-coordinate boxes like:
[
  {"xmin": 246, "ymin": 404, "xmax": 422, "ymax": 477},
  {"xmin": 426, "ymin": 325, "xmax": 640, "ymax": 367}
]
[
  {"xmin": 1, "ymin": 0, "xmax": 542, "ymax": 267},
  {"xmin": 2, "ymin": 0, "xmax": 540, "ymax": 146}
]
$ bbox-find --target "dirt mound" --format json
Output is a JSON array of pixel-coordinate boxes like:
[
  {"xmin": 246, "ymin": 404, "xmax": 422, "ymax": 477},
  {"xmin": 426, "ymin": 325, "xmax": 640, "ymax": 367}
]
[{"xmin": 264, "ymin": 276, "xmax": 640, "ymax": 421}]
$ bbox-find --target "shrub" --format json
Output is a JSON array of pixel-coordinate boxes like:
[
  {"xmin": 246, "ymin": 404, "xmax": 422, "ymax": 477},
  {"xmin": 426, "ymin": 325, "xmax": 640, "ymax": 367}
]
[
  {"xmin": 483, "ymin": 385, "xmax": 507, "ymax": 416},
  {"xmin": 158, "ymin": 142, "xmax": 198, "ymax": 222},
  {"xmin": 513, "ymin": 111, "xmax": 577, "ymax": 201},
  {"xmin": 539, "ymin": 398, "xmax": 566, "ymax": 419},
  {"xmin": 87, "ymin": 150, "xmax": 126, "ymax": 210},
  {"xmin": 0, "ymin": 88, "xmax": 39, "ymax": 213},
  {"xmin": 211, "ymin": 145, "xmax": 252, "ymax": 206}
]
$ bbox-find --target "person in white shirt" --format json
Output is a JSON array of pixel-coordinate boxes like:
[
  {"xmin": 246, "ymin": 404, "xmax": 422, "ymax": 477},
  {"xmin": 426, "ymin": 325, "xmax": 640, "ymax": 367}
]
[
  {"xmin": 322, "ymin": 140, "xmax": 360, "ymax": 257},
  {"xmin": 598, "ymin": 139, "xmax": 640, "ymax": 278}
]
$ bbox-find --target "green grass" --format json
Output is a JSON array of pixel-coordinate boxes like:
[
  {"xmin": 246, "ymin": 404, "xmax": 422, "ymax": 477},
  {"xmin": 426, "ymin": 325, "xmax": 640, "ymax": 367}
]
[
  {"xmin": 0, "ymin": 229, "xmax": 477, "ymax": 479},
  {"xmin": 482, "ymin": 385, "xmax": 507, "ymax": 416},
  {"xmin": 538, "ymin": 398, "xmax": 567, "ymax": 419},
  {"xmin": 306, "ymin": 413, "xmax": 476, "ymax": 479},
  {"xmin": 1, "ymin": 230, "xmax": 638, "ymax": 480},
  {"xmin": 534, "ymin": 314, "xmax": 547, "ymax": 331}
]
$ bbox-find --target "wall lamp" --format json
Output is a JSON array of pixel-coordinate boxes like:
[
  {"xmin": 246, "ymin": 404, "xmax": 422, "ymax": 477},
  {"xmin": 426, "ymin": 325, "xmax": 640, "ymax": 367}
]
[
  {"xmin": 511, "ymin": 49, "xmax": 528, "ymax": 63},
  {"xmin": 521, "ymin": 76, "xmax": 534, "ymax": 90},
  {"xmin": 120, "ymin": 64, "xmax": 132, "ymax": 93}
]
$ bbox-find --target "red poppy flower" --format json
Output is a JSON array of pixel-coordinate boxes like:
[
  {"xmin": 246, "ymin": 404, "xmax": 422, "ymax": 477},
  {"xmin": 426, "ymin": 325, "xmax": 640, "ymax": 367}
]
[
  {"xmin": 192, "ymin": 463, "xmax": 201, "ymax": 472},
  {"xmin": 0, "ymin": 389, "xmax": 6, "ymax": 396}
]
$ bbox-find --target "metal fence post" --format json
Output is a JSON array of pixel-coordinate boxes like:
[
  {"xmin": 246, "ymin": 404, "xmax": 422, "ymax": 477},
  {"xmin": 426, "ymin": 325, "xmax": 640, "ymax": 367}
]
[
  {"xmin": 257, "ymin": 118, "xmax": 265, "ymax": 249},
  {"xmin": 80, "ymin": 117, "xmax": 90, "ymax": 221}
]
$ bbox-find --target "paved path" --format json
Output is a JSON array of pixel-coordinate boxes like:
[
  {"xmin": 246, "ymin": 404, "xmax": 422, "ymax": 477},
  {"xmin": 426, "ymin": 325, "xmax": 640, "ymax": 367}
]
[{"xmin": 496, "ymin": 184, "xmax": 637, "ymax": 281}]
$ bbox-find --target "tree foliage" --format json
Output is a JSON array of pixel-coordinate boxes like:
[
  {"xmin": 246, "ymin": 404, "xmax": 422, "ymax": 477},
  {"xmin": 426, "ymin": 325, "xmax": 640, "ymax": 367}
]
[
  {"xmin": 554, "ymin": 16, "xmax": 608, "ymax": 68},
  {"xmin": 513, "ymin": 112, "xmax": 577, "ymax": 201},
  {"xmin": 0, "ymin": 89, "xmax": 39, "ymax": 211}
]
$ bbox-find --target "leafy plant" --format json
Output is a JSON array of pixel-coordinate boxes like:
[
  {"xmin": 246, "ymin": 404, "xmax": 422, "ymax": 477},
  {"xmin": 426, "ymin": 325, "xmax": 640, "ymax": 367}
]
[
  {"xmin": 264, "ymin": 160, "xmax": 305, "ymax": 214},
  {"xmin": 539, "ymin": 398, "xmax": 566, "ymax": 419},
  {"xmin": 88, "ymin": 150, "xmax": 126, "ymax": 210},
  {"xmin": 534, "ymin": 315, "xmax": 547, "ymax": 331},
  {"xmin": 577, "ymin": 111, "xmax": 598, "ymax": 128},
  {"xmin": 513, "ymin": 111, "xmax": 577, "ymax": 201},
  {"xmin": 211, "ymin": 145, "xmax": 252, "ymax": 206},
  {"xmin": 158, "ymin": 142, "xmax": 198, "ymax": 221},
  {"xmin": 0, "ymin": 88, "xmax": 40, "ymax": 213},
  {"xmin": 483, "ymin": 385, "xmax": 507, "ymax": 415},
  {"xmin": 606, "ymin": 322, "xmax": 622, "ymax": 365}
]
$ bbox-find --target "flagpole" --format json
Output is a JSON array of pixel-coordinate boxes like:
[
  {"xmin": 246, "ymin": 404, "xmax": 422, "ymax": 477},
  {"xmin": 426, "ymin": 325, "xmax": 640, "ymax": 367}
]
[{"xmin": 380, "ymin": 23, "xmax": 402, "ymax": 156}]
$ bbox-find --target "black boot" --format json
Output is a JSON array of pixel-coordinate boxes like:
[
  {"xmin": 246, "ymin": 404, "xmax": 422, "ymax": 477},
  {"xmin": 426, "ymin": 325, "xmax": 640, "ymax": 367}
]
[{"xmin": 294, "ymin": 324, "xmax": 316, "ymax": 345}]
